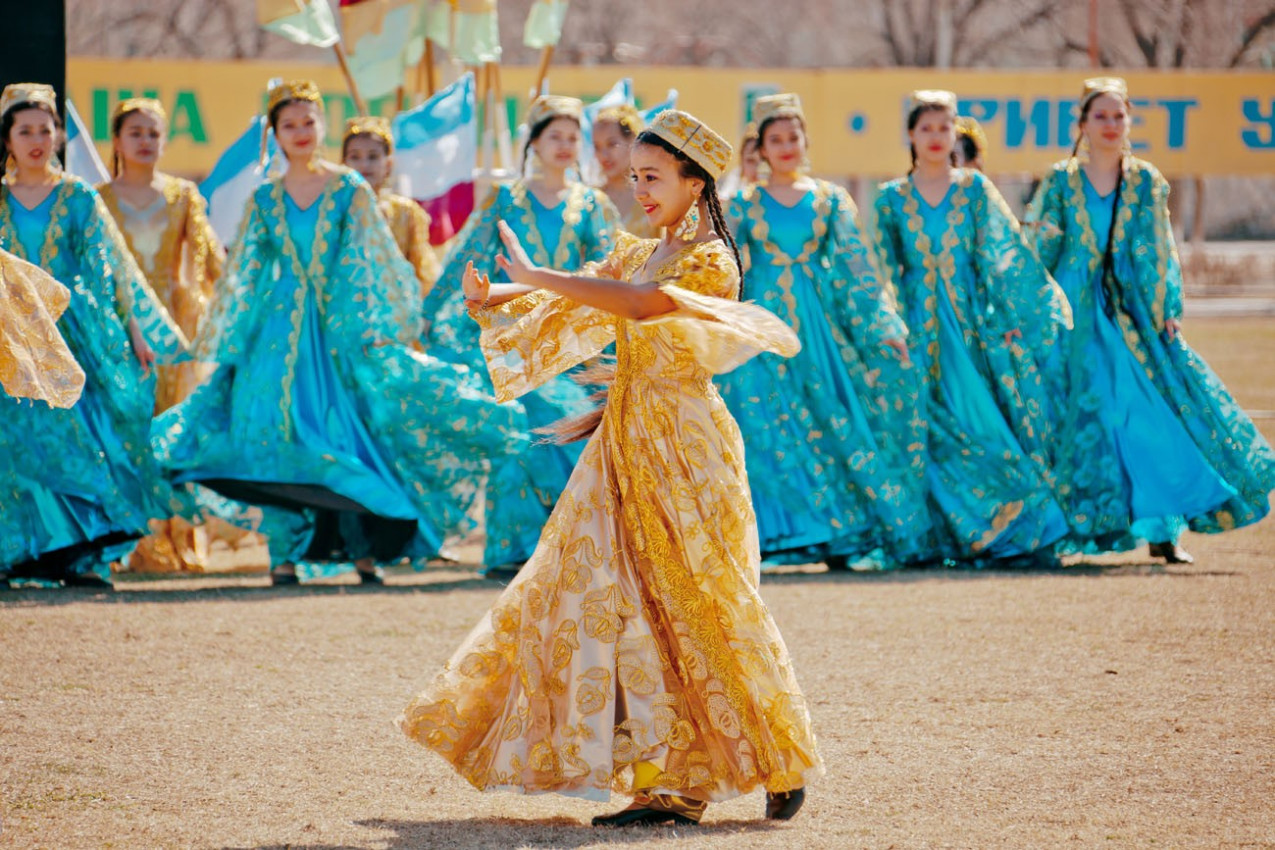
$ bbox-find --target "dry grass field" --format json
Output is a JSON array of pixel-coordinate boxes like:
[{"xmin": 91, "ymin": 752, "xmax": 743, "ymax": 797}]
[{"xmin": 2, "ymin": 317, "xmax": 1273, "ymax": 850}]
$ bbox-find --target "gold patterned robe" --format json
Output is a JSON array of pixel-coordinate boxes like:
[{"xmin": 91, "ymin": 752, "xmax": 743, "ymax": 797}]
[
  {"xmin": 400, "ymin": 233, "xmax": 823, "ymax": 804},
  {"xmin": 378, "ymin": 189, "xmax": 440, "ymax": 298},
  {"xmin": 0, "ymin": 248, "xmax": 84, "ymax": 408},
  {"xmin": 97, "ymin": 174, "xmax": 223, "ymax": 414}
]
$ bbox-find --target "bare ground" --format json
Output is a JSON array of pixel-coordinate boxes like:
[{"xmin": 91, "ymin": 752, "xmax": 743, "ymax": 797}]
[{"xmin": 2, "ymin": 317, "xmax": 1274, "ymax": 850}]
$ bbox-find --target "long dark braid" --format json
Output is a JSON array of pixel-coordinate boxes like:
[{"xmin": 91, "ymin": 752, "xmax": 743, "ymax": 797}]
[
  {"xmin": 702, "ymin": 185, "xmax": 743, "ymax": 293},
  {"xmin": 634, "ymin": 131, "xmax": 743, "ymax": 297}
]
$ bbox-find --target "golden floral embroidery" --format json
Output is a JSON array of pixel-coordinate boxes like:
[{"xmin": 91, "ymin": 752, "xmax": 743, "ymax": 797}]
[{"xmin": 401, "ymin": 233, "xmax": 819, "ymax": 802}]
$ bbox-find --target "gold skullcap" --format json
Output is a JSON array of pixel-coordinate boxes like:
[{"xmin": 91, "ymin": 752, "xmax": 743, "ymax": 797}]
[
  {"xmin": 741, "ymin": 121, "xmax": 759, "ymax": 144},
  {"xmin": 595, "ymin": 103, "xmax": 645, "ymax": 136},
  {"xmin": 645, "ymin": 109, "xmax": 732, "ymax": 180},
  {"xmin": 908, "ymin": 89, "xmax": 958, "ymax": 113},
  {"xmin": 267, "ymin": 79, "xmax": 323, "ymax": 116},
  {"xmin": 526, "ymin": 95, "xmax": 583, "ymax": 130},
  {"xmin": 344, "ymin": 115, "xmax": 393, "ymax": 152},
  {"xmin": 955, "ymin": 116, "xmax": 987, "ymax": 154},
  {"xmin": 112, "ymin": 97, "xmax": 167, "ymax": 127},
  {"xmin": 0, "ymin": 83, "xmax": 57, "ymax": 120},
  {"xmin": 753, "ymin": 93, "xmax": 805, "ymax": 129},
  {"xmin": 1081, "ymin": 77, "xmax": 1129, "ymax": 110}
]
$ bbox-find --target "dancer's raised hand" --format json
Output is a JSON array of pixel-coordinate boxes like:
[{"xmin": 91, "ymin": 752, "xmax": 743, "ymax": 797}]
[
  {"xmin": 462, "ymin": 261, "xmax": 491, "ymax": 308},
  {"xmin": 495, "ymin": 220, "xmax": 536, "ymax": 284}
]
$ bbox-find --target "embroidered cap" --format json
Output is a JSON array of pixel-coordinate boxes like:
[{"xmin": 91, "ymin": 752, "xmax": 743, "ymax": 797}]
[
  {"xmin": 644, "ymin": 109, "xmax": 732, "ymax": 180},
  {"xmin": 344, "ymin": 115, "xmax": 393, "ymax": 153},
  {"xmin": 111, "ymin": 97, "xmax": 168, "ymax": 127},
  {"xmin": 907, "ymin": 89, "xmax": 958, "ymax": 114},
  {"xmin": 955, "ymin": 116, "xmax": 987, "ymax": 154},
  {"xmin": 0, "ymin": 83, "xmax": 57, "ymax": 120},
  {"xmin": 267, "ymin": 79, "xmax": 323, "ymax": 116},
  {"xmin": 526, "ymin": 95, "xmax": 583, "ymax": 130},
  {"xmin": 752, "ymin": 93, "xmax": 805, "ymax": 129},
  {"xmin": 594, "ymin": 103, "xmax": 645, "ymax": 136},
  {"xmin": 1081, "ymin": 77, "xmax": 1129, "ymax": 110}
]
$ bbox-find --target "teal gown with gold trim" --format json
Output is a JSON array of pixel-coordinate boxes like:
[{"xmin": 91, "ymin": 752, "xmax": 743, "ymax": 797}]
[
  {"xmin": 717, "ymin": 180, "xmax": 930, "ymax": 567},
  {"xmin": 1026, "ymin": 158, "xmax": 1273, "ymax": 552},
  {"xmin": 153, "ymin": 168, "xmax": 519, "ymax": 562},
  {"xmin": 424, "ymin": 180, "xmax": 618, "ymax": 567},
  {"xmin": 873, "ymin": 169, "xmax": 1070, "ymax": 562},
  {"xmin": 0, "ymin": 176, "xmax": 187, "ymax": 578}
]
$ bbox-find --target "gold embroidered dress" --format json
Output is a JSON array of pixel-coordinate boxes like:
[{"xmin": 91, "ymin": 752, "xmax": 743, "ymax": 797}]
[
  {"xmin": 0, "ymin": 248, "xmax": 84, "ymax": 408},
  {"xmin": 377, "ymin": 188, "xmax": 440, "ymax": 298},
  {"xmin": 401, "ymin": 233, "xmax": 822, "ymax": 803},
  {"xmin": 97, "ymin": 174, "xmax": 222, "ymax": 413}
]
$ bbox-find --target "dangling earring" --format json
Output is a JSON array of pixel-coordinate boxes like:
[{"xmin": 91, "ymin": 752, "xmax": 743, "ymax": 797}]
[
  {"xmin": 674, "ymin": 194, "xmax": 701, "ymax": 241},
  {"xmin": 526, "ymin": 147, "xmax": 544, "ymax": 180}
]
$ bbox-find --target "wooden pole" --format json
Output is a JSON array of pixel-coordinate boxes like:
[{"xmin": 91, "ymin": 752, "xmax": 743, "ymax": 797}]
[
  {"xmin": 490, "ymin": 62, "xmax": 514, "ymax": 174},
  {"xmin": 424, "ymin": 39, "xmax": 437, "ymax": 98},
  {"xmin": 1088, "ymin": 0, "xmax": 1100, "ymax": 67},
  {"xmin": 530, "ymin": 46, "xmax": 555, "ymax": 99},
  {"xmin": 289, "ymin": 0, "xmax": 369, "ymax": 114},
  {"xmin": 332, "ymin": 42, "xmax": 369, "ymax": 115},
  {"xmin": 480, "ymin": 63, "xmax": 495, "ymax": 176}
]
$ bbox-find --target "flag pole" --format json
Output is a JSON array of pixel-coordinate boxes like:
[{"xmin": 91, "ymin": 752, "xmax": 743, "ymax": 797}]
[
  {"xmin": 292, "ymin": 0, "xmax": 368, "ymax": 114},
  {"xmin": 490, "ymin": 62, "xmax": 514, "ymax": 173},
  {"xmin": 424, "ymin": 39, "xmax": 437, "ymax": 97},
  {"xmin": 530, "ymin": 46, "xmax": 555, "ymax": 99}
]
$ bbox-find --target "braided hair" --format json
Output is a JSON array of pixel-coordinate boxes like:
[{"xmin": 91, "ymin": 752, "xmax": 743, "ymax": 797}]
[{"xmin": 633, "ymin": 130, "xmax": 743, "ymax": 293}]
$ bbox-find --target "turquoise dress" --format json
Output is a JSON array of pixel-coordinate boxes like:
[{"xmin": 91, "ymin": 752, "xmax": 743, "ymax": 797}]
[
  {"xmin": 0, "ymin": 176, "xmax": 187, "ymax": 578},
  {"xmin": 873, "ymin": 170, "xmax": 1071, "ymax": 562},
  {"xmin": 425, "ymin": 180, "xmax": 618, "ymax": 567},
  {"xmin": 154, "ymin": 169, "xmax": 519, "ymax": 562},
  {"xmin": 718, "ymin": 180, "xmax": 929, "ymax": 566},
  {"xmin": 1027, "ymin": 158, "xmax": 1273, "ymax": 551}
]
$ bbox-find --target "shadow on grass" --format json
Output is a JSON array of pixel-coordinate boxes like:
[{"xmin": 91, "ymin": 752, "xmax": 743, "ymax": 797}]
[{"xmin": 219, "ymin": 815, "xmax": 785, "ymax": 850}]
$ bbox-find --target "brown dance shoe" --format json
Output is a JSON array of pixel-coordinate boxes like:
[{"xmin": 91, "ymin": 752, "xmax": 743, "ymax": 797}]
[
  {"xmin": 1148, "ymin": 542, "xmax": 1194, "ymax": 564},
  {"xmin": 765, "ymin": 787, "xmax": 806, "ymax": 820}
]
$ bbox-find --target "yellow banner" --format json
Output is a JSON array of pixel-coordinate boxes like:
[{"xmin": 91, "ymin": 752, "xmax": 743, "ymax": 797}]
[{"xmin": 68, "ymin": 59, "xmax": 1275, "ymax": 178}]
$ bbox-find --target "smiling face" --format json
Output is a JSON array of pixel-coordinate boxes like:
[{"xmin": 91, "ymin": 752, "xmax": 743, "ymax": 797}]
[
  {"xmin": 273, "ymin": 100, "xmax": 324, "ymax": 161},
  {"xmin": 630, "ymin": 141, "xmax": 705, "ymax": 231},
  {"xmin": 343, "ymin": 134, "xmax": 391, "ymax": 190},
  {"xmin": 592, "ymin": 118, "xmax": 633, "ymax": 181},
  {"xmin": 908, "ymin": 106, "xmax": 956, "ymax": 168},
  {"xmin": 1081, "ymin": 92, "xmax": 1131, "ymax": 156},
  {"xmin": 531, "ymin": 116, "xmax": 581, "ymax": 173},
  {"xmin": 114, "ymin": 110, "xmax": 166, "ymax": 170},
  {"xmin": 6, "ymin": 106, "xmax": 60, "ymax": 172},
  {"xmin": 759, "ymin": 116, "xmax": 807, "ymax": 174}
]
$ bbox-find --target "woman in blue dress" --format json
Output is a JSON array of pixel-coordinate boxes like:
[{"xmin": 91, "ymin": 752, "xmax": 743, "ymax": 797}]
[
  {"xmin": 872, "ymin": 90, "xmax": 1071, "ymax": 566},
  {"xmin": 0, "ymin": 83, "xmax": 188, "ymax": 587},
  {"xmin": 1025, "ymin": 77, "xmax": 1274, "ymax": 561},
  {"xmin": 716, "ymin": 93, "xmax": 928, "ymax": 569},
  {"xmin": 153, "ymin": 80, "xmax": 518, "ymax": 585},
  {"xmin": 423, "ymin": 95, "xmax": 618, "ymax": 573}
]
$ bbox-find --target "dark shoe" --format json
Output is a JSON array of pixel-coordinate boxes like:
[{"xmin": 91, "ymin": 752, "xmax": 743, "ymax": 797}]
[
  {"xmin": 356, "ymin": 569, "xmax": 383, "ymax": 585},
  {"xmin": 62, "ymin": 573, "xmax": 114, "ymax": 589},
  {"xmin": 270, "ymin": 570, "xmax": 299, "ymax": 586},
  {"xmin": 1148, "ymin": 542, "xmax": 1194, "ymax": 564},
  {"xmin": 824, "ymin": 555, "xmax": 850, "ymax": 571},
  {"xmin": 592, "ymin": 807, "xmax": 698, "ymax": 828},
  {"xmin": 479, "ymin": 563, "xmax": 523, "ymax": 582},
  {"xmin": 766, "ymin": 787, "xmax": 805, "ymax": 820}
]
